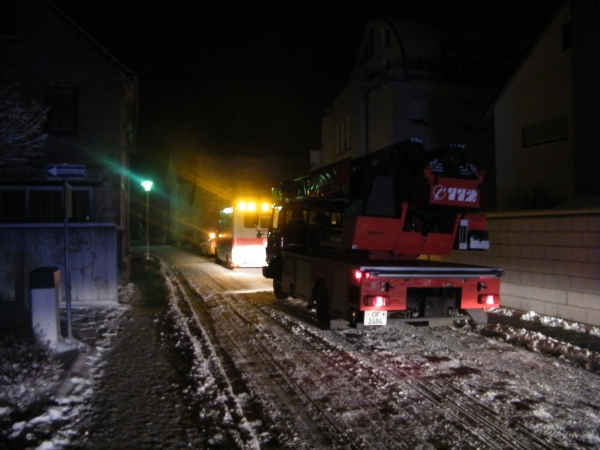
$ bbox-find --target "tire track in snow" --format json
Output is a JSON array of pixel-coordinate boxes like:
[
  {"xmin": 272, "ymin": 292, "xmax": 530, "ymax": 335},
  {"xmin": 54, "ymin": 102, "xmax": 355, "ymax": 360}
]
[
  {"xmin": 156, "ymin": 248, "xmax": 593, "ymax": 449},
  {"xmin": 162, "ymin": 265, "xmax": 262, "ymax": 449},
  {"xmin": 167, "ymin": 258, "xmax": 547, "ymax": 448},
  {"xmin": 200, "ymin": 290, "xmax": 498, "ymax": 449},
  {"xmin": 215, "ymin": 292, "xmax": 422, "ymax": 449},
  {"xmin": 248, "ymin": 301, "xmax": 564, "ymax": 450}
]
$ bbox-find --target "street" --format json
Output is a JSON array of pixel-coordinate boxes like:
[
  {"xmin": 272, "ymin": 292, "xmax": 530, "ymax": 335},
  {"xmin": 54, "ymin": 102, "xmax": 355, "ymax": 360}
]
[{"xmin": 153, "ymin": 245, "xmax": 600, "ymax": 449}]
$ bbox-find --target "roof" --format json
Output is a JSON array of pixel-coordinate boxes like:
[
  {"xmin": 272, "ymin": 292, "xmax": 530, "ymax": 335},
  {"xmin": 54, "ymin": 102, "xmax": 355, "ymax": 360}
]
[
  {"xmin": 480, "ymin": 0, "xmax": 568, "ymax": 119},
  {"xmin": 352, "ymin": 3, "xmax": 563, "ymax": 88},
  {"xmin": 45, "ymin": 0, "xmax": 135, "ymax": 77}
]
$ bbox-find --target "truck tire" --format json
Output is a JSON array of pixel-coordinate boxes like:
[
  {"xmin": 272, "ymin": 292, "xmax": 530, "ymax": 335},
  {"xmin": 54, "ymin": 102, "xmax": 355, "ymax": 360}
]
[
  {"xmin": 273, "ymin": 278, "xmax": 288, "ymax": 300},
  {"xmin": 313, "ymin": 284, "xmax": 330, "ymax": 330}
]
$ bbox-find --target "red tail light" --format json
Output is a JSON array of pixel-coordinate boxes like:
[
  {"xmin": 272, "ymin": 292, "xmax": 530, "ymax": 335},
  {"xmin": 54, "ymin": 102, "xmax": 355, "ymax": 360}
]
[
  {"xmin": 363, "ymin": 295, "xmax": 389, "ymax": 307},
  {"xmin": 478, "ymin": 294, "xmax": 498, "ymax": 305}
]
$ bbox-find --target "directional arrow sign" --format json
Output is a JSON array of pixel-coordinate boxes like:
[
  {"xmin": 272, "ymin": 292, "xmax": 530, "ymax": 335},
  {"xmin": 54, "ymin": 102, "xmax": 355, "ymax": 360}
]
[{"xmin": 46, "ymin": 164, "xmax": 86, "ymax": 179}]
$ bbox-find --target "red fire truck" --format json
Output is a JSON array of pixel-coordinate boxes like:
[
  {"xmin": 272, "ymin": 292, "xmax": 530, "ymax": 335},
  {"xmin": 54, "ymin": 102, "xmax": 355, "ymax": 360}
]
[{"xmin": 262, "ymin": 138, "xmax": 503, "ymax": 328}]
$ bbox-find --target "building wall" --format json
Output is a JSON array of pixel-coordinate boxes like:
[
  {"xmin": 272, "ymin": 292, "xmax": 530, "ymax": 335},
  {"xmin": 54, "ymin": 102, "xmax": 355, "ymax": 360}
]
[
  {"xmin": 321, "ymin": 80, "xmax": 369, "ymax": 164},
  {"xmin": 433, "ymin": 210, "xmax": 600, "ymax": 327},
  {"xmin": 321, "ymin": 18, "xmax": 499, "ymax": 208},
  {"xmin": 493, "ymin": 3, "xmax": 578, "ymax": 207},
  {"xmin": 0, "ymin": 0, "xmax": 138, "ymax": 291},
  {"xmin": 3, "ymin": 0, "xmax": 136, "ymax": 195},
  {"xmin": 571, "ymin": 0, "xmax": 600, "ymax": 196},
  {"xmin": 0, "ymin": 224, "xmax": 119, "ymax": 304}
]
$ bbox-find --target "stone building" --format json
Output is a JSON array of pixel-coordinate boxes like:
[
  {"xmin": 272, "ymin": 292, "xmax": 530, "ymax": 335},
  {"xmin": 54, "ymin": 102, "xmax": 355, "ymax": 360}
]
[
  {"xmin": 320, "ymin": 17, "xmax": 525, "ymax": 209},
  {"xmin": 0, "ymin": 0, "xmax": 138, "ymax": 303}
]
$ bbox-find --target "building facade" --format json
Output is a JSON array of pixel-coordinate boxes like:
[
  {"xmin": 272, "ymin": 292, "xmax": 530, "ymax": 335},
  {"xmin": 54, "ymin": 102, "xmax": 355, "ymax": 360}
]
[
  {"xmin": 490, "ymin": 0, "xmax": 600, "ymax": 209},
  {"xmin": 0, "ymin": 0, "xmax": 138, "ymax": 303},
  {"xmin": 438, "ymin": 1, "xmax": 600, "ymax": 326},
  {"xmin": 321, "ymin": 18, "xmax": 523, "ymax": 209}
]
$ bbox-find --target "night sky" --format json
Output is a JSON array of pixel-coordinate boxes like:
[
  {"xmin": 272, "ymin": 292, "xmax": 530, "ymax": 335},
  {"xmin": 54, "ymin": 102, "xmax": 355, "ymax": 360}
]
[{"xmin": 51, "ymin": 0, "xmax": 560, "ymax": 180}]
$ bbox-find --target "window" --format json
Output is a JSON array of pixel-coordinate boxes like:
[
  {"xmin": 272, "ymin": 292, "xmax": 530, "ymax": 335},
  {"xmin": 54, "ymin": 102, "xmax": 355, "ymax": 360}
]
[
  {"xmin": 71, "ymin": 190, "xmax": 91, "ymax": 222},
  {"xmin": 522, "ymin": 117, "xmax": 568, "ymax": 148},
  {"xmin": 329, "ymin": 211, "xmax": 341, "ymax": 226},
  {"xmin": 286, "ymin": 208, "xmax": 306, "ymax": 224},
  {"xmin": 271, "ymin": 208, "xmax": 280, "ymax": 229},
  {"xmin": 244, "ymin": 212, "xmax": 258, "ymax": 228},
  {"xmin": 0, "ymin": 5, "xmax": 16, "ymax": 36},
  {"xmin": 410, "ymin": 99, "xmax": 429, "ymax": 124},
  {"xmin": 243, "ymin": 211, "xmax": 270, "ymax": 228},
  {"xmin": 30, "ymin": 190, "xmax": 63, "ymax": 222},
  {"xmin": 259, "ymin": 213, "xmax": 270, "ymax": 228},
  {"xmin": 342, "ymin": 117, "xmax": 350, "ymax": 151},
  {"xmin": 382, "ymin": 28, "xmax": 390, "ymax": 48},
  {"xmin": 336, "ymin": 117, "xmax": 352, "ymax": 154},
  {"xmin": 360, "ymin": 27, "xmax": 375, "ymax": 64},
  {"xmin": 0, "ymin": 187, "xmax": 92, "ymax": 223},
  {"xmin": 45, "ymin": 87, "xmax": 78, "ymax": 134},
  {"xmin": 0, "ymin": 190, "xmax": 25, "ymax": 223}
]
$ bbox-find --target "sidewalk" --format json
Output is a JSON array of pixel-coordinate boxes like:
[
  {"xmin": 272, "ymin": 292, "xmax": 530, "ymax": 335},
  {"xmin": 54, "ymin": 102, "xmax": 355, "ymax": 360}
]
[{"xmin": 0, "ymin": 252, "xmax": 209, "ymax": 449}]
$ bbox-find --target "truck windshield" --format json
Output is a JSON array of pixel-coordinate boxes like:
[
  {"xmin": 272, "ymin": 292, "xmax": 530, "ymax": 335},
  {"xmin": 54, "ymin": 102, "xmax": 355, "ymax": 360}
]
[{"xmin": 244, "ymin": 212, "xmax": 271, "ymax": 228}]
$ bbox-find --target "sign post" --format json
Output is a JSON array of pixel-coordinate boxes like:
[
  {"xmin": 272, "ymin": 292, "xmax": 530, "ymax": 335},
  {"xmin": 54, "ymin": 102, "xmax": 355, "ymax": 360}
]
[
  {"xmin": 47, "ymin": 164, "xmax": 85, "ymax": 341},
  {"xmin": 62, "ymin": 181, "xmax": 73, "ymax": 340}
]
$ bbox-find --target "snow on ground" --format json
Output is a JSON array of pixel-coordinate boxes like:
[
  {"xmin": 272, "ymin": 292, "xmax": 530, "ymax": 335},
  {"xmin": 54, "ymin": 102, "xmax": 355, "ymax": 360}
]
[
  {"xmin": 482, "ymin": 308, "xmax": 600, "ymax": 373},
  {"xmin": 494, "ymin": 307, "xmax": 600, "ymax": 335},
  {"xmin": 161, "ymin": 268, "xmax": 262, "ymax": 449},
  {"xmin": 1, "ymin": 254, "xmax": 599, "ymax": 449},
  {"xmin": 0, "ymin": 290, "xmax": 131, "ymax": 449}
]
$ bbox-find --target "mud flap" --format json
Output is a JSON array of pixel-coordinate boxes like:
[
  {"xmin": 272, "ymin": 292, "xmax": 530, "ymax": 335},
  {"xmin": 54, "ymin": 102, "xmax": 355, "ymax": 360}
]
[
  {"xmin": 465, "ymin": 308, "xmax": 488, "ymax": 325},
  {"xmin": 262, "ymin": 265, "xmax": 272, "ymax": 278}
]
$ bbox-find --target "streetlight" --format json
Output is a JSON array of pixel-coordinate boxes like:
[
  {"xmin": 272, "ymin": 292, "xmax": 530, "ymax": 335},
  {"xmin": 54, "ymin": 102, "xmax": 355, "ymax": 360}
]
[{"xmin": 141, "ymin": 180, "xmax": 153, "ymax": 259}]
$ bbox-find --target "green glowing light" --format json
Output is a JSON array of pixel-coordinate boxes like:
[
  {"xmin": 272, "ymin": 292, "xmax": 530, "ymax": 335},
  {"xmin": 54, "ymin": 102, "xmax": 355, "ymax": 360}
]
[{"xmin": 141, "ymin": 180, "xmax": 153, "ymax": 192}]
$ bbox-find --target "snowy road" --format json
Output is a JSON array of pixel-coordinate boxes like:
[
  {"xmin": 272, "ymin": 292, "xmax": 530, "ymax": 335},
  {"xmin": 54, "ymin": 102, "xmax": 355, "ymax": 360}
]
[{"xmin": 155, "ymin": 245, "xmax": 600, "ymax": 449}]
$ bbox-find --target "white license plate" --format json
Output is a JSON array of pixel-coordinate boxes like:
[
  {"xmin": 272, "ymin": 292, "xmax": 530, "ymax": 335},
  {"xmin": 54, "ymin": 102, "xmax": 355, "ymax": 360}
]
[{"xmin": 364, "ymin": 310, "xmax": 387, "ymax": 326}]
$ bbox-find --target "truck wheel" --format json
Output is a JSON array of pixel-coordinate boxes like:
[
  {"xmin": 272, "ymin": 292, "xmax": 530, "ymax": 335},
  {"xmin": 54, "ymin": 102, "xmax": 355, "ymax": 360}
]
[
  {"xmin": 314, "ymin": 286, "xmax": 330, "ymax": 330},
  {"xmin": 273, "ymin": 278, "xmax": 288, "ymax": 300}
]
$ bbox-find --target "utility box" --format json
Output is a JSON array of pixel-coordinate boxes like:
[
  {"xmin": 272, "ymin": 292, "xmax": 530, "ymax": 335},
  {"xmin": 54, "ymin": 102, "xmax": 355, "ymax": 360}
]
[{"xmin": 30, "ymin": 267, "xmax": 61, "ymax": 345}]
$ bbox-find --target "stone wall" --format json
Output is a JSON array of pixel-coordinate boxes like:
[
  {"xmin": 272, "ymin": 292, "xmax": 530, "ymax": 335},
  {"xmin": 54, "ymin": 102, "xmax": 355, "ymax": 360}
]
[
  {"xmin": 435, "ymin": 209, "xmax": 600, "ymax": 326},
  {"xmin": 0, "ymin": 224, "xmax": 119, "ymax": 304}
]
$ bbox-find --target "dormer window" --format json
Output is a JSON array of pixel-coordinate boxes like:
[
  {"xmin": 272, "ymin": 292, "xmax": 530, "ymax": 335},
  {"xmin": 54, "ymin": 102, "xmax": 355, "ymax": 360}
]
[
  {"xmin": 358, "ymin": 27, "xmax": 376, "ymax": 65},
  {"xmin": 45, "ymin": 86, "xmax": 78, "ymax": 134}
]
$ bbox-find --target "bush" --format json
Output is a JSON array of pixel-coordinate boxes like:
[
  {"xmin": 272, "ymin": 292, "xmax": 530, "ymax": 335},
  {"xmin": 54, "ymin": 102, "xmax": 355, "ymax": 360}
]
[
  {"xmin": 502, "ymin": 182, "xmax": 564, "ymax": 211},
  {"xmin": 0, "ymin": 334, "xmax": 62, "ymax": 407}
]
